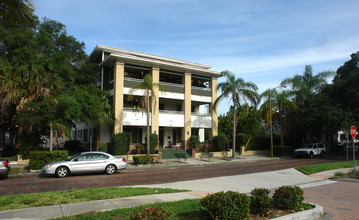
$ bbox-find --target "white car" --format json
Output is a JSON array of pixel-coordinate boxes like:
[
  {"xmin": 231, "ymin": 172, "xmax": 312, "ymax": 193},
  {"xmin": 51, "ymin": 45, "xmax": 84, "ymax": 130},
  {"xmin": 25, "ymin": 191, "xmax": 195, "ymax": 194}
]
[
  {"xmin": 294, "ymin": 143, "xmax": 326, "ymax": 158},
  {"xmin": 42, "ymin": 152, "xmax": 127, "ymax": 178}
]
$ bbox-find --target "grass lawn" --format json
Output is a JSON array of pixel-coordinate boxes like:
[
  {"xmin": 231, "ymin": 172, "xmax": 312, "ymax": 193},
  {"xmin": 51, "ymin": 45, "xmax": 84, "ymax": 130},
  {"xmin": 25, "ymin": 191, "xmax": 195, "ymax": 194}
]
[
  {"xmin": 0, "ymin": 187, "xmax": 187, "ymax": 211},
  {"xmin": 296, "ymin": 160, "xmax": 356, "ymax": 175},
  {"xmin": 54, "ymin": 199, "xmax": 201, "ymax": 220}
]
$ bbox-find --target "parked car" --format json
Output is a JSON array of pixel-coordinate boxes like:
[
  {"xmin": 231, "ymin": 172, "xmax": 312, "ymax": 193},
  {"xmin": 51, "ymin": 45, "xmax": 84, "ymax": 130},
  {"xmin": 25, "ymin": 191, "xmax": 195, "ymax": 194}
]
[
  {"xmin": 294, "ymin": 143, "xmax": 326, "ymax": 158},
  {"xmin": 42, "ymin": 152, "xmax": 127, "ymax": 178},
  {"xmin": 0, "ymin": 159, "xmax": 10, "ymax": 179},
  {"xmin": 344, "ymin": 143, "xmax": 359, "ymax": 152}
]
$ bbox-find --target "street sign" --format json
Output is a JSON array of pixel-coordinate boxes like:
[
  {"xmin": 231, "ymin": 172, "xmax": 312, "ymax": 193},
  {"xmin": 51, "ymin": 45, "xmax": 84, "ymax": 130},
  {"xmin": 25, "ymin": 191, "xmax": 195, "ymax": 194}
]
[{"xmin": 351, "ymin": 126, "xmax": 356, "ymax": 138}]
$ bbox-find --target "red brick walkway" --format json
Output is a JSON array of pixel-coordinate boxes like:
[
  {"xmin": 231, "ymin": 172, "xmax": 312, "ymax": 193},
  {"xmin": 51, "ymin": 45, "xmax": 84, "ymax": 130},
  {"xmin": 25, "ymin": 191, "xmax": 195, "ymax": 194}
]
[{"xmin": 303, "ymin": 181, "xmax": 359, "ymax": 220}]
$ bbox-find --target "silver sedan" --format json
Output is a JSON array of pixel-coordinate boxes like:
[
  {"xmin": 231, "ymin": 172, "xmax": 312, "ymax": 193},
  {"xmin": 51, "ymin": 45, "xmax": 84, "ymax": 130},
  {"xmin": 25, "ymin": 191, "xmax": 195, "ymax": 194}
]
[{"xmin": 42, "ymin": 152, "xmax": 127, "ymax": 178}]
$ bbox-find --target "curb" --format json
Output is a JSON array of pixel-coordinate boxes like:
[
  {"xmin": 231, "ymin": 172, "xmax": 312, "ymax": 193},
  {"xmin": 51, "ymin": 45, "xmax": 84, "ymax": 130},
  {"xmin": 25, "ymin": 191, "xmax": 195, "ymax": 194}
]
[{"xmin": 272, "ymin": 203, "xmax": 324, "ymax": 220}]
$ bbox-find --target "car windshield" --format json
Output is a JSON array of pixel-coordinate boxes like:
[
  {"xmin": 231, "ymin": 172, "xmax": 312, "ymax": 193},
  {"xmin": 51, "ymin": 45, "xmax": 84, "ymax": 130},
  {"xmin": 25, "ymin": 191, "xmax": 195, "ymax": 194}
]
[{"xmin": 67, "ymin": 153, "xmax": 81, "ymax": 161}]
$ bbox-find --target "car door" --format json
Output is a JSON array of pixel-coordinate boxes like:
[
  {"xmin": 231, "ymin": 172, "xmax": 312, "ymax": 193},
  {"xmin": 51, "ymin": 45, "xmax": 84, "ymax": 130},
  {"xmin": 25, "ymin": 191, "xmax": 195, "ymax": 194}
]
[
  {"xmin": 70, "ymin": 154, "xmax": 92, "ymax": 174},
  {"xmin": 90, "ymin": 153, "xmax": 110, "ymax": 172},
  {"xmin": 313, "ymin": 144, "xmax": 319, "ymax": 155}
]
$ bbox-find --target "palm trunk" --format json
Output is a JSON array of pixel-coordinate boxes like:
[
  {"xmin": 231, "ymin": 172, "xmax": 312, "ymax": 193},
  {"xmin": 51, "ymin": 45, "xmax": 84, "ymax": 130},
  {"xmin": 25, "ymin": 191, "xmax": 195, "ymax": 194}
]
[
  {"xmin": 280, "ymin": 107, "xmax": 284, "ymax": 147},
  {"xmin": 146, "ymin": 92, "xmax": 150, "ymax": 157},
  {"xmin": 232, "ymin": 96, "xmax": 236, "ymax": 158},
  {"xmin": 49, "ymin": 123, "xmax": 53, "ymax": 151}
]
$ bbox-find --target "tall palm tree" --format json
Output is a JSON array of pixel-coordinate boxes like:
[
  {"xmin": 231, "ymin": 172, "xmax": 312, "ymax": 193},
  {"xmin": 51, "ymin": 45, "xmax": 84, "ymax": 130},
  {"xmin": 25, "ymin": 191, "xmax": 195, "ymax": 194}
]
[
  {"xmin": 129, "ymin": 74, "xmax": 165, "ymax": 156},
  {"xmin": 281, "ymin": 65, "xmax": 334, "ymax": 103},
  {"xmin": 214, "ymin": 70, "xmax": 259, "ymax": 158},
  {"xmin": 0, "ymin": 0, "xmax": 35, "ymax": 26},
  {"xmin": 260, "ymin": 89, "xmax": 297, "ymax": 146}
]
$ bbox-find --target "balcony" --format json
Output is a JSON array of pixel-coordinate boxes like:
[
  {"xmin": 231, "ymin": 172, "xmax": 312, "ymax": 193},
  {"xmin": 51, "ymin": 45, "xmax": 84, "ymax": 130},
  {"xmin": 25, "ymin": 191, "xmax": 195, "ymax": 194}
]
[{"xmin": 123, "ymin": 108, "xmax": 211, "ymax": 128}]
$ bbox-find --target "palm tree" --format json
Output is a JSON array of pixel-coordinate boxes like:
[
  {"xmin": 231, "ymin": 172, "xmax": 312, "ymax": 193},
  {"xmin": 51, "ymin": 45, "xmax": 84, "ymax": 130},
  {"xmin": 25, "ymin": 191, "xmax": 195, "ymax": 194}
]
[
  {"xmin": 214, "ymin": 71, "xmax": 259, "ymax": 158},
  {"xmin": 281, "ymin": 65, "xmax": 334, "ymax": 103},
  {"xmin": 0, "ymin": 0, "xmax": 35, "ymax": 26},
  {"xmin": 260, "ymin": 89, "xmax": 297, "ymax": 146},
  {"xmin": 129, "ymin": 74, "xmax": 165, "ymax": 156}
]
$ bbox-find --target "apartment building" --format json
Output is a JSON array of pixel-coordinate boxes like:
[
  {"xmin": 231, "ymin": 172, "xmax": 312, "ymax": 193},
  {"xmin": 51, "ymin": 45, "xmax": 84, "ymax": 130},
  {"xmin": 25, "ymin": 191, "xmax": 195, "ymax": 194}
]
[{"xmin": 80, "ymin": 45, "xmax": 221, "ymax": 150}]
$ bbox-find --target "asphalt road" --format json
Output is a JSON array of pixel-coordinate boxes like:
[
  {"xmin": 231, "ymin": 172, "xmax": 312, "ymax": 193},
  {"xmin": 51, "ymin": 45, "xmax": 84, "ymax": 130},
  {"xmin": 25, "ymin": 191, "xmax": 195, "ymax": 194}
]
[{"xmin": 0, "ymin": 152, "xmax": 349, "ymax": 196}]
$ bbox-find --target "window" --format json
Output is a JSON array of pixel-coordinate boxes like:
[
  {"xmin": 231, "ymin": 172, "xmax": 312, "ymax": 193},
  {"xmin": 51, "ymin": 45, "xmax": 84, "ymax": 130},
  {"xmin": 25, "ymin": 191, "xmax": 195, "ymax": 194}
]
[
  {"xmin": 92, "ymin": 153, "xmax": 109, "ymax": 160},
  {"xmin": 77, "ymin": 154, "xmax": 90, "ymax": 161}
]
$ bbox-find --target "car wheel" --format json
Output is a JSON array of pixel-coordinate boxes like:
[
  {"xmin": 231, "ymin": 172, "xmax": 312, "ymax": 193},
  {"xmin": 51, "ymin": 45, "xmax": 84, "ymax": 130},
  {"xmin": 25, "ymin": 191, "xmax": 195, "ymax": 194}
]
[
  {"xmin": 56, "ymin": 166, "xmax": 69, "ymax": 178},
  {"xmin": 320, "ymin": 151, "xmax": 325, "ymax": 158},
  {"xmin": 105, "ymin": 164, "xmax": 116, "ymax": 175},
  {"xmin": 309, "ymin": 152, "xmax": 314, "ymax": 158}
]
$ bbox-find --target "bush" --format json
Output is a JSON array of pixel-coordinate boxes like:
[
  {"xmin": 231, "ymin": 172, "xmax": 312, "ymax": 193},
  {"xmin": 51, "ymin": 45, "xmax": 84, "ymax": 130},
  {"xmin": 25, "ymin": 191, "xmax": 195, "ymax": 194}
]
[
  {"xmin": 273, "ymin": 185, "xmax": 304, "ymax": 210},
  {"xmin": 130, "ymin": 205, "xmax": 172, "ymax": 220},
  {"xmin": 133, "ymin": 155, "xmax": 159, "ymax": 164},
  {"xmin": 250, "ymin": 188, "xmax": 272, "ymax": 215},
  {"xmin": 144, "ymin": 133, "xmax": 159, "ymax": 154},
  {"xmin": 274, "ymin": 145, "xmax": 295, "ymax": 157},
  {"xmin": 113, "ymin": 132, "xmax": 130, "ymax": 155},
  {"xmin": 135, "ymin": 144, "xmax": 145, "ymax": 154},
  {"xmin": 199, "ymin": 143, "xmax": 207, "ymax": 152},
  {"xmin": 18, "ymin": 145, "xmax": 45, "ymax": 159},
  {"xmin": 200, "ymin": 191, "xmax": 250, "ymax": 219},
  {"xmin": 29, "ymin": 150, "xmax": 69, "ymax": 170},
  {"xmin": 213, "ymin": 132, "xmax": 228, "ymax": 151},
  {"xmin": 190, "ymin": 136, "xmax": 200, "ymax": 150},
  {"xmin": 64, "ymin": 140, "xmax": 82, "ymax": 152},
  {"xmin": 235, "ymin": 133, "xmax": 250, "ymax": 152},
  {"xmin": 97, "ymin": 143, "xmax": 107, "ymax": 152}
]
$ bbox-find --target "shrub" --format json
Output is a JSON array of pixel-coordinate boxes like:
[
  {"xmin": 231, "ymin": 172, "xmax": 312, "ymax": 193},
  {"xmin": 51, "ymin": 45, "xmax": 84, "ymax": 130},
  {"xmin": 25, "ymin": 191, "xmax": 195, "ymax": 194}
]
[
  {"xmin": 273, "ymin": 145, "xmax": 295, "ymax": 157},
  {"xmin": 18, "ymin": 145, "xmax": 45, "ymax": 159},
  {"xmin": 97, "ymin": 143, "xmax": 107, "ymax": 152},
  {"xmin": 200, "ymin": 143, "xmax": 207, "ymax": 152},
  {"xmin": 145, "ymin": 133, "xmax": 159, "ymax": 154},
  {"xmin": 135, "ymin": 144, "xmax": 145, "ymax": 154},
  {"xmin": 213, "ymin": 132, "xmax": 228, "ymax": 151},
  {"xmin": 133, "ymin": 155, "xmax": 159, "ymax": 164},
  {"xmin": 130, "ymin": 205, "xmax": 172, "ymax": 220},
  {"xmin": 200, "ymin": 191, "xmax": 250, "ymax": 219},
  {"xmin": 113, "ymin": 132, "xmax": 130, "ymax": 155},
  {"xmin": 29, "ymin": 150, "xmax": 69, "ymax": 170},
  {"xmin": 273, "ymin": 185, "xmax": 304, "ymax": 210},
  {"xmin": 190, "ymin": 136, "xmax": 200, "ymax": 150},
  {"xmin": 64, "ymin": 140, "xmax": 82, "ymax": 152},
  {"xmin": 250, "ymin": 188, "xmax": 272, "ymax": 215}
]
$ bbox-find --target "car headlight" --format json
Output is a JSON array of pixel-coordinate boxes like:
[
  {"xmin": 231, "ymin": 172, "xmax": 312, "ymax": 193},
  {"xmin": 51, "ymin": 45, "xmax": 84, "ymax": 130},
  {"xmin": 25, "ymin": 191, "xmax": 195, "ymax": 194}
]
[{"xmin": 44, "ymin": 165, "xmax": 53, "ymax": 168}]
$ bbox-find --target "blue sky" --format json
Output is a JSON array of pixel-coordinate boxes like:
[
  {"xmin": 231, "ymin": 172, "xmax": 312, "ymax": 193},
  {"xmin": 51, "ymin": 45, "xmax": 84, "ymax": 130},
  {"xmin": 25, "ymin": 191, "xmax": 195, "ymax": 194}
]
[{"xmin": 34, "ymin": 0, "xmax": 359, "ymax": 115}]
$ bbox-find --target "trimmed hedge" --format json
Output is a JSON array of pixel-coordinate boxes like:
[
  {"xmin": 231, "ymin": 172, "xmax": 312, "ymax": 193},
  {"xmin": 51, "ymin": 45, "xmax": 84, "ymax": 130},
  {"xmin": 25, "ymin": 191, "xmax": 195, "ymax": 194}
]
[
  {"xmin": 273, "ymin": 186, "xmax": 304, "ymax": 210},
  {"xmin": 29, "ymin": 150, "xmax": 69, "ymax": 170},
  {"xmin": 133, "ymin": 155, "xmax": 159, "ymax": 164},
  {"xmin": 113, "ymin": 132, "xmax": 130, "ymax": 155},
  {"xmin": 213, "ymin": 132, "xmax": 228, "ymax": 151},
  {"xmin": 274, "ymin": 145, "xmax": 295, "ymax": 157},
  {"xmin": 250, "ymin": 188, "xmax": 272, "ymax": 215},
  {"xmin": 235, "ymin": 133, "xmax": 281, "ymax": 151},
  {"xmin": 200, "ymin": 191, "xmax": 250, "ymax": 219}
]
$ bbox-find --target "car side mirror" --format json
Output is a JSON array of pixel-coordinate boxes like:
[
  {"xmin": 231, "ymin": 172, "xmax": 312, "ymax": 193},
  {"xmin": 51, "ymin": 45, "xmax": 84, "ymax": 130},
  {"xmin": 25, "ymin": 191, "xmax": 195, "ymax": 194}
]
[{"xmin": 73, "ymin": 158, "xmax": 78, "ymax": 162}]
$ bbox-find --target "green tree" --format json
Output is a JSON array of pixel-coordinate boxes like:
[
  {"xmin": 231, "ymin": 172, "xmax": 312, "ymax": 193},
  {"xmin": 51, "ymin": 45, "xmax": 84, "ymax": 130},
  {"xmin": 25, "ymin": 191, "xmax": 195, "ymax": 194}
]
[
  {"xmin": 260, "ymin": 89, "xmax": 297, "ymax": 146},
  {"xmin": 129, "ymin": 74, "xmax": 165, "ymax": 156},
  {"xmin": 214, "ymin": 71, "xmax": 258, "ymax": 158},
  {"xmin": 281, "ymin": 65, "xmax": 334, "ymax": 142}
]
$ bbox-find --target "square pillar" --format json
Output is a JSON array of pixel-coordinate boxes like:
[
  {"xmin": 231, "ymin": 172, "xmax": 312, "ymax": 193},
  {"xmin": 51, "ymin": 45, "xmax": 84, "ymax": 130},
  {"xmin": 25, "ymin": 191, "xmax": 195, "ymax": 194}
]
[
  {"xmin": 151, "ymin": 67, "xmax": 160, "ymax": 135},
  {"xmin": 182, "ymin": 72, "xmax": 191, "ymax": 150},
  {"xmin": 113, "ymin": 61, "xmax": 124, "ymax": 134},
  {"xmin": 209, "ymin": 77, "xmax": 218, "ymax": 140}
]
